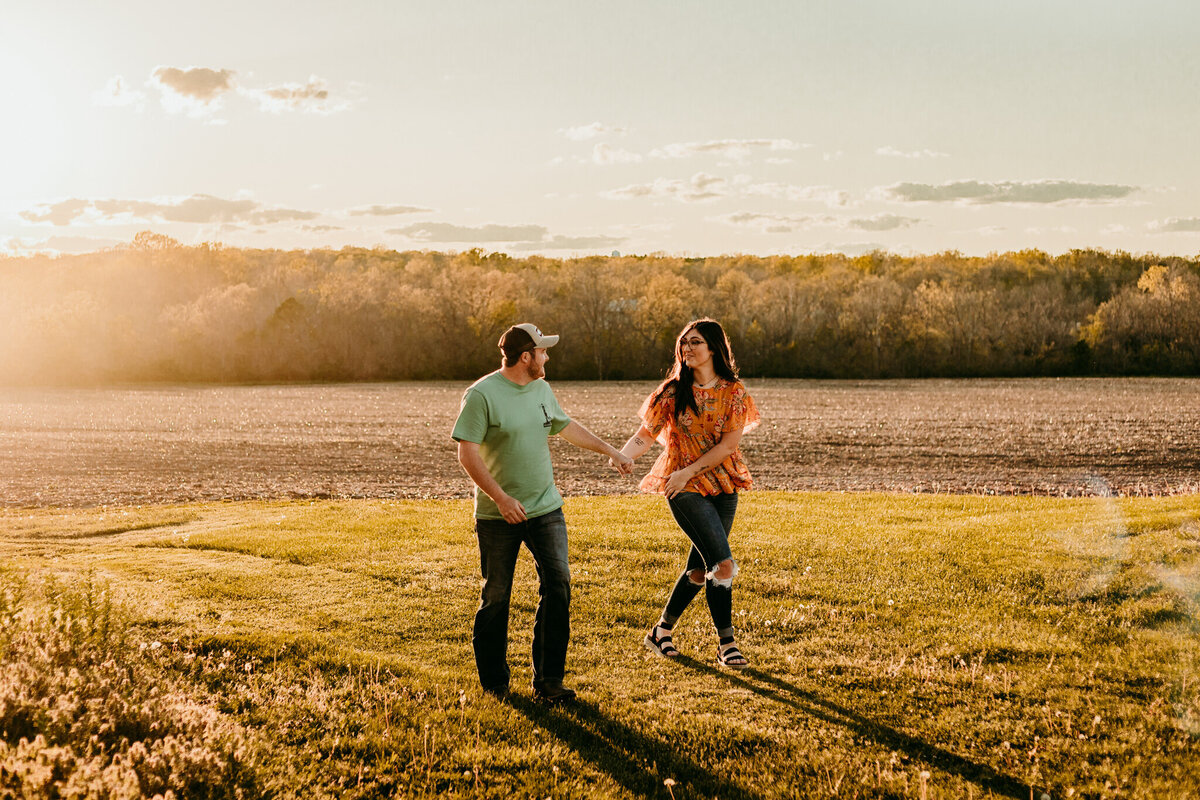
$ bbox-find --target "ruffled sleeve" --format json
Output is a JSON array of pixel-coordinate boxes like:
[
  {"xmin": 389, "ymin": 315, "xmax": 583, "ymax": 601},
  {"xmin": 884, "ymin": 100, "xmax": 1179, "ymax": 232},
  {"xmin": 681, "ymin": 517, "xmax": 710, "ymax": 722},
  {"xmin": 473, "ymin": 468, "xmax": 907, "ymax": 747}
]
[
  {"xmin": 638, "ymin": 389, "xmax": 674, "ymax": 447},
  {"xmin": 723, "ymin": 381, "xmax": 761, "ymax": 434}
]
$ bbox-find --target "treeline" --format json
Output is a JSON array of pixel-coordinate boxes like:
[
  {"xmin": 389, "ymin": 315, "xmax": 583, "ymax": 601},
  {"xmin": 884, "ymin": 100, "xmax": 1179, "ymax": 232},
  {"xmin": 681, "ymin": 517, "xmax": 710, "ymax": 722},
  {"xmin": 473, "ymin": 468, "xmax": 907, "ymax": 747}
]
[{"xmin": 2, "ymin": 232, "xmax": 1199, "ymax": 384}]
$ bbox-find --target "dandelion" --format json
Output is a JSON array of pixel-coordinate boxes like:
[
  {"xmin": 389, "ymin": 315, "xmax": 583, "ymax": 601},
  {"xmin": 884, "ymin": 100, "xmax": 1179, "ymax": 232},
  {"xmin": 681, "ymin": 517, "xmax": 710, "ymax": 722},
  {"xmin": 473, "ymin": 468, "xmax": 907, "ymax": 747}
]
[
  {"xmin": 664, "ymin": 778, "xmax": 677, "ymax": 800},
  {"xmin": 887, "ymin": 600, "xmax": 894, "ymax": 606},
  {"xmin": 150, "ymin": 641, "xmax": 162, "ymax": 650}
]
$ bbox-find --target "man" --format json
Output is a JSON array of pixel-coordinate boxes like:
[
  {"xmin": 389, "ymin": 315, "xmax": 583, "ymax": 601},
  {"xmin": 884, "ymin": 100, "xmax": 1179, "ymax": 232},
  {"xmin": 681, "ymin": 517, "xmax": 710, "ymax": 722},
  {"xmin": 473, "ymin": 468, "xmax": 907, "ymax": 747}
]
[{"xmin": 452, "ymin": 323, "xmax": 633, "ymax": 703}]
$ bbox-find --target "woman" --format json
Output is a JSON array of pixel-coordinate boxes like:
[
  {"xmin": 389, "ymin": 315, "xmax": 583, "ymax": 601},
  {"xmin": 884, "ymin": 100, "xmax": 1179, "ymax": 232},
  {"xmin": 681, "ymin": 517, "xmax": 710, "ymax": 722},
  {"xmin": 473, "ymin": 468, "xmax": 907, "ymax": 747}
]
[{"xmin": 615, "ymin": 318, "xmax": 760, "ymax": 668}]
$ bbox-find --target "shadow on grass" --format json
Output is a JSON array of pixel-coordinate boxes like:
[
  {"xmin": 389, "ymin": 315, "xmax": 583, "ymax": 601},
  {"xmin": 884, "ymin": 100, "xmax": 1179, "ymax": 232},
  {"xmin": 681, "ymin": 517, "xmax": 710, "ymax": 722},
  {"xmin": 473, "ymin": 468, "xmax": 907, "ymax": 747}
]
[
  {"xmin": 508, "ymin": 694, "xmax": 768, "ymax": 800},
  {"xmin": 675, "ymin": 656, "xmax": 1029, "ymax": 799}
]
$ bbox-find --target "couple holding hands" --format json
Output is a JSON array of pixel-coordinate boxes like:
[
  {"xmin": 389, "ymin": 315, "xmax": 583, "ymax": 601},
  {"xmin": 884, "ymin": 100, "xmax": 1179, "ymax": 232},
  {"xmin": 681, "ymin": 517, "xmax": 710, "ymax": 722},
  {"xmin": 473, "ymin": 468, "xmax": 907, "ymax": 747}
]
[{"xmin": 452, "ymin": 318, "xmax": 760, "ymax": 703}]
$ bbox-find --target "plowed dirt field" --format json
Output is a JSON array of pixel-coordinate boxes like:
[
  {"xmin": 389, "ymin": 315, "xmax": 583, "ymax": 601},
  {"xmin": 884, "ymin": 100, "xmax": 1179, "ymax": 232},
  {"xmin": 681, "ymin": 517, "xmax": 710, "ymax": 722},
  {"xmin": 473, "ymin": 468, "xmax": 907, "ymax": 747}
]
[{"xmin": 2, "ymin": 378, "xmax": 1198, "ymax": 507}]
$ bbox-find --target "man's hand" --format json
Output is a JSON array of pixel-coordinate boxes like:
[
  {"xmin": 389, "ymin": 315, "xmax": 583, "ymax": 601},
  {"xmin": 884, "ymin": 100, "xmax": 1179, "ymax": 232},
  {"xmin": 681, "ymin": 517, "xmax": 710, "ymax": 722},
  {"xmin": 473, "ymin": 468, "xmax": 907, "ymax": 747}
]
[
  {"xmin": 496, "ymin": 493, "xmax": 528, "ymax": 524},
  {"xmin": 609, "ymin": 452, "xmax": 634, "ymax": 476}
]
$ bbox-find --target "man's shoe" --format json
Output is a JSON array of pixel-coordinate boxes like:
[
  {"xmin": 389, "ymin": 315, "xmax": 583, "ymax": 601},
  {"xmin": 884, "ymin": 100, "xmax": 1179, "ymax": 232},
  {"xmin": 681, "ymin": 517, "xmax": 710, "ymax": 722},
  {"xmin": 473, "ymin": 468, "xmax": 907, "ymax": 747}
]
[
  {"xmin": 482, "ymin": 684, "xmax": 510, "ymax": 701},
  {"xmin": 533, "ymin": 682, "xmax": 577, "ymax": 704}
]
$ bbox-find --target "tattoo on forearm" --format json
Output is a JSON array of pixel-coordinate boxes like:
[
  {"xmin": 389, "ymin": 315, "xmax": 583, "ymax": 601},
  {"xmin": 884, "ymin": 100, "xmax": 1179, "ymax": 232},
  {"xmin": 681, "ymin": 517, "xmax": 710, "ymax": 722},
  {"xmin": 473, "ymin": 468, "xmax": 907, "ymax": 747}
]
[{"xmin": 633, "ymin": 436, "xmax": 645, "ymax": 447}]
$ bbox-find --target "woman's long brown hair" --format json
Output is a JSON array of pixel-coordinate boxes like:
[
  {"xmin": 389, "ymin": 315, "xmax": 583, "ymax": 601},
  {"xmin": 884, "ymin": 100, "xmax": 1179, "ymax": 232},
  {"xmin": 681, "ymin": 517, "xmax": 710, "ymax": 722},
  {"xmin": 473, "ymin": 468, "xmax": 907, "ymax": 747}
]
[{"xmin": 650, "ymin": 318, "xmax": 739, "ymax": 421}]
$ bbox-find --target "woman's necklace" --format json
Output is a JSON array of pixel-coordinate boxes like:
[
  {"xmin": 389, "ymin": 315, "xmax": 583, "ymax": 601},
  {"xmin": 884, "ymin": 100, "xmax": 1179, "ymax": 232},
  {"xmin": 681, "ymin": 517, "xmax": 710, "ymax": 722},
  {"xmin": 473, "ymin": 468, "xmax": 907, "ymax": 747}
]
[{"xmin": 695, "ymin": 375, "xmax": 719, "ymax": 389}]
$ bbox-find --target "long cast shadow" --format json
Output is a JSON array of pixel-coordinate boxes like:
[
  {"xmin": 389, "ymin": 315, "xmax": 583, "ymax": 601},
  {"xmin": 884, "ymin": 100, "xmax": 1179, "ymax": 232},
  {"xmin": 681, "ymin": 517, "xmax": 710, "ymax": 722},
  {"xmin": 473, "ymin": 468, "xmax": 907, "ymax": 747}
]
[
  {"xmin": 508, "ymin": 693, "xmax": 769, "ymax": 800},
  {"xmin": 674, "ymin": 655, "xmax": 1029, "ymax": 799}
]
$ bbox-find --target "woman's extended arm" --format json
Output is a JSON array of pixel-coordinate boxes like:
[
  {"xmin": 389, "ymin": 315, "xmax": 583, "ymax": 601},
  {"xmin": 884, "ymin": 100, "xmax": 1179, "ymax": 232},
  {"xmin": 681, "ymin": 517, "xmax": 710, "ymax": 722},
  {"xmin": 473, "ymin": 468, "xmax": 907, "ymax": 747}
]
[{"xmin": 618, "ymin": 425, "xmax": 657, "ymax": 461}]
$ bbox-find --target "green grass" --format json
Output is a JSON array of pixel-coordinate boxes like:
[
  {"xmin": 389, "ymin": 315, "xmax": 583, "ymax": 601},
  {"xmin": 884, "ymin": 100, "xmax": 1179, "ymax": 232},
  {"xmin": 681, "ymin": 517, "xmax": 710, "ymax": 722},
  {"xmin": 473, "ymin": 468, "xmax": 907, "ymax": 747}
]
[{"xmin": 2, "ymin": 491, "xmax": 1199, "ymax": 798}]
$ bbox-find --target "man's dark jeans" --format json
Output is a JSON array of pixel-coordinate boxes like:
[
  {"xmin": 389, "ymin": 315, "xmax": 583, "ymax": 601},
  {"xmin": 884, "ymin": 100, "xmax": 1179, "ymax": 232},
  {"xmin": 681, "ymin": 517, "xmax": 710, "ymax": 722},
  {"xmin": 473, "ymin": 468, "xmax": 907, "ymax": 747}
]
[{"xmin": 473, "ymin": 508, "xmax": 570, "ymax": 691}]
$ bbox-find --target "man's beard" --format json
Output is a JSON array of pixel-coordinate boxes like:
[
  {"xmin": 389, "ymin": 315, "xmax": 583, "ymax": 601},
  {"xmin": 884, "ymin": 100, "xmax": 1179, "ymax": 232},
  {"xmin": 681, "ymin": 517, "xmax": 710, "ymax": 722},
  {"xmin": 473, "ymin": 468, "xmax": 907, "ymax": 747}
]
[{"xmin": 525, "ymin": 361, "xmax": 544, "ymax": 380}]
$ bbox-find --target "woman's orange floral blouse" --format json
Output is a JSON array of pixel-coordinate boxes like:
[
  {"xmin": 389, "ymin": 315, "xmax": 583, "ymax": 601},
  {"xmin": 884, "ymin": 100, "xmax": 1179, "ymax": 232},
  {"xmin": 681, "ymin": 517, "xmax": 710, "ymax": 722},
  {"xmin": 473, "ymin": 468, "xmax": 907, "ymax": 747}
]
[{"xmin": 638, "ymin": 378, "xmax": 761, "ymax": 496}]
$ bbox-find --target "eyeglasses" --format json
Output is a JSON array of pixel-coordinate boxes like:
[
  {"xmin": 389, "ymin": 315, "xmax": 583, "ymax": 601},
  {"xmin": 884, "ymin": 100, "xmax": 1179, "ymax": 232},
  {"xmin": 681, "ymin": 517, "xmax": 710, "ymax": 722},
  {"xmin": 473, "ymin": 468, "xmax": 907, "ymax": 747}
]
[{"xmin": 680, "ymin": 338, "xmax": 707, "ymax": 350}]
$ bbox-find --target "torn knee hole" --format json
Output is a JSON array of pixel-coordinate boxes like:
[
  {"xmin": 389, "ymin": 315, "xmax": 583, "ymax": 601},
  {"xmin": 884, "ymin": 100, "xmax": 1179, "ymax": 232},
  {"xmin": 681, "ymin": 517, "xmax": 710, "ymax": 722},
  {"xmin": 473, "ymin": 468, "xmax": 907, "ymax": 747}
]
[
  {"xmin": 687, "ymin": 570, "xmax": 706, "ymax": 586},
  {"xmin": 706, "ymin": 560, "xmax": 738, "ymax": 589}
]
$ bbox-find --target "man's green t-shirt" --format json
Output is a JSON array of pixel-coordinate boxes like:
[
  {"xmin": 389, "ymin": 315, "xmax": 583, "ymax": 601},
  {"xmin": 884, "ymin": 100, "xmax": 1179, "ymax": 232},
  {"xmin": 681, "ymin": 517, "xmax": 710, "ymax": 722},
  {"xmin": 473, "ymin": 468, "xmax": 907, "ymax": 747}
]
[{"xmin": 451, "ymin": 371, "xmax": 571, "ymax": 520}]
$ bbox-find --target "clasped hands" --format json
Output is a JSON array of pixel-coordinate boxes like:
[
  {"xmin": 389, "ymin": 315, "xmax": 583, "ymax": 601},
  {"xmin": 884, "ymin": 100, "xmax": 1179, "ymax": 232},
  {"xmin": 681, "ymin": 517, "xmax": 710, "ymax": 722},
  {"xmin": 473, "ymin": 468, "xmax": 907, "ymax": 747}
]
[{"xmin": 608, "ymin": 451, "xmax": 634, "ymax": 476}]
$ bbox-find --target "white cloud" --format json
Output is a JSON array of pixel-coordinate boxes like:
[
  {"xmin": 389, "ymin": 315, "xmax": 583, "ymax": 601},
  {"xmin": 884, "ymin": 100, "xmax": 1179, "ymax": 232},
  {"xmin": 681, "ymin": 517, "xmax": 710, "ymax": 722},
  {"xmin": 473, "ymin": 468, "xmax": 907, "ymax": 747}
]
[
  {"xmin": 98, "ymin": 195, "xmax": 316, "ymax": 225},
  {"xmin": 713, "ymin": 211, "xmax": 919, "ymax": 233},
  {"xmin": 508, "ymin": 234, "xmax": 625, "ymax": 252},
  {"xmin": 150, "ymin": 66, "xmax": 237, "ymax": 116},
  {"xmin": 134, "ymin": 66, "xmax": 350, "ymax": 118},
  {"xmin": 650, "ymin": 138, "xmax": 807, "ymax": 161},
  {"xmin": 591, "ymin": 143, "xmax": 643, "ymax": 165},
  {"xmin": 347, "ymin": 204, "xmax": 432, "ymax": 217},
  {"xmin": 849, "ymin": 213, "xmax": 921, "ymax": 231},
  {"xmin": 602, "ymin": 173, "xmax": 727, "ymax": 203},
  {"xmin": 245, "ymin": 75, "xmax": 347, "ymax": 114},
  {"xmin": 92, "ymin": 76, "xmax": 146, "ymax": 109},
  {"xmin": 19, "ymin": 198, "xmax": 91, "ymax": 226},
  {"xmin": 560, "ymin": 122, "xmax": 628, "ymax": 140},
  {"xmin": 1147, "ymin": 217, "xmax": 1200, "ymax": 232},
  {"xmin": 715, "ymin": 211, "xmax": 816, "ymax": 233},
  {"xmin": 822, "ymin": 150, "xmax": 845, "ymax": 162},
  {"xmin": 876, "ymin": 179, "xmax": 1139, "ymax": 205},
  {"xmin": 20, "ymin": 194, "xmax": 318, "ymax": 226},
  {"xmin": 387, "ymin": 222, "xmax": 624, "ymax": 251},
  {"xmin": 389, "ymin": 222, "xmax": 549, "ymax": 243},
  {"xmin": 741, "ymin": 181, "xmax": 851, "ymax": 208},
  {"xmin": 876, "ymin": 145, "xmax": 949, "ymax": 159}
]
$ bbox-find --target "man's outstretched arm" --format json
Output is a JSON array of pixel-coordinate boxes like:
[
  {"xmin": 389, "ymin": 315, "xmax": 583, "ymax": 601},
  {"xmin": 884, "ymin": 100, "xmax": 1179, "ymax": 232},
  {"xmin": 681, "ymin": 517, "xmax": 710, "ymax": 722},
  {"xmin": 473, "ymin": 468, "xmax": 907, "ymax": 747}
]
[{"xmin": 558, "ymin": 421, "xmax": 633, "ymax": 475}]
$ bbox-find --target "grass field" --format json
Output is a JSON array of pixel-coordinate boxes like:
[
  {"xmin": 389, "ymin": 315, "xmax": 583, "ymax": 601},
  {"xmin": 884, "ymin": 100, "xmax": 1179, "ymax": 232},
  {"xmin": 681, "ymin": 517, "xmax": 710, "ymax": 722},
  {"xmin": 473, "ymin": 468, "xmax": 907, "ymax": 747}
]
[{"xmin": 2, "ymin": 491, "xmax": 1199, "ymax": 798}]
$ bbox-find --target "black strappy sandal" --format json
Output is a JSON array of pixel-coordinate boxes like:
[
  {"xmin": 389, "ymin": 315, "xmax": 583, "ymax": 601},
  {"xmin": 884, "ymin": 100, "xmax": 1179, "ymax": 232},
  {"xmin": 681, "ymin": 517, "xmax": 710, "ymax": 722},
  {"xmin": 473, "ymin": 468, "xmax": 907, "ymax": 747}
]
[
  {"xmin": 717, "ymin": 640, "xmax": 749, "ymax": 669},
  {"xmin": 644, "ymin": 625, "xmax": 680, "ymax": 658}
]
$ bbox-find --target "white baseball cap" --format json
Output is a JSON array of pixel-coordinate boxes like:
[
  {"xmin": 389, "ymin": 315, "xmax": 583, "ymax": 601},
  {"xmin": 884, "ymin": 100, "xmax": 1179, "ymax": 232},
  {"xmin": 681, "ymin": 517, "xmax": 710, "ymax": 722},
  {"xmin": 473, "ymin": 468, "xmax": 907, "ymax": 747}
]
[{"xmin": 499, "ymin": 323, "xmax": 560, "ymax": 350}]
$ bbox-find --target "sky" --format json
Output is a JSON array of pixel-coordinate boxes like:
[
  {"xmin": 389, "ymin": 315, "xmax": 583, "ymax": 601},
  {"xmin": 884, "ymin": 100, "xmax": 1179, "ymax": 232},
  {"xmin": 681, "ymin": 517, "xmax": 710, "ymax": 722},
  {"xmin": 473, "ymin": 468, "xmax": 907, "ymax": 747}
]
[{"xmin": 4, "ymin": 0, "xmax": 1200, "ymax": 258}]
